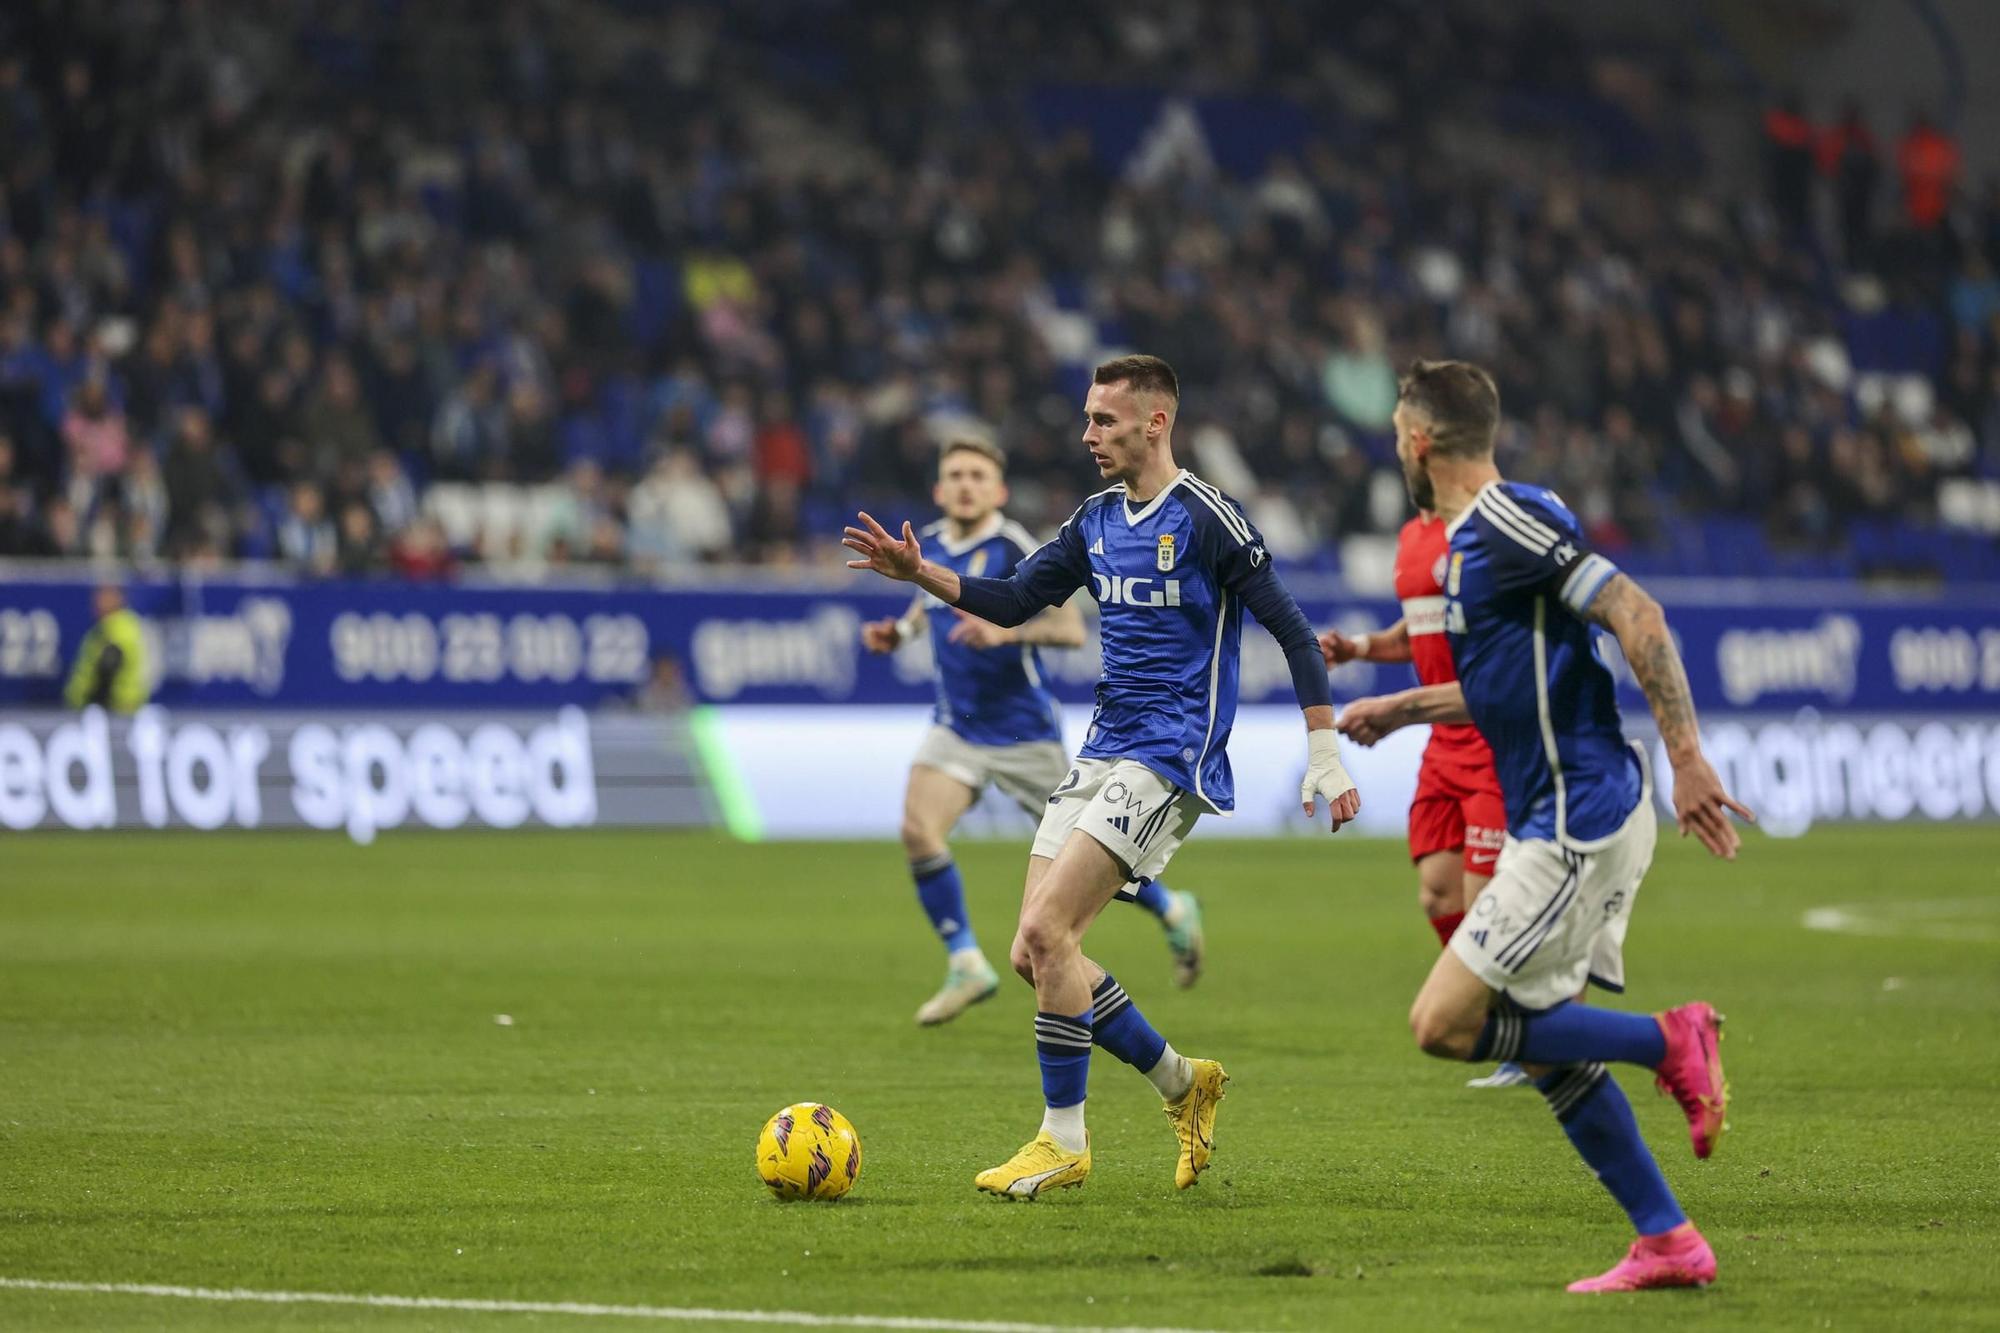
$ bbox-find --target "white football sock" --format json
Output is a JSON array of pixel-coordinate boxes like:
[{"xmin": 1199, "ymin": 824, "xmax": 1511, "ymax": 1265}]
[
  {"xmin": 948, "ymin": 946, "xmax": 987, "ymax": 973},
  {"xmin": 1146, "ymin": 1043, "xmax": 1194, "ymax": 1101},
  {"xmin": 1162, "ymin": 893, "xmax": 1188, "ymax": 927},
  {"xmin": 1039, "ymin": 1102, "xmax": 1087, "ymax": 1153}
]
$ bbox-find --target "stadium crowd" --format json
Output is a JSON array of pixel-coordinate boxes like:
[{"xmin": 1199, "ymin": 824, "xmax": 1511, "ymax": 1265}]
[{"xmin": 1, "ymin": 0, "xmax": 1997, "ymax": 581}]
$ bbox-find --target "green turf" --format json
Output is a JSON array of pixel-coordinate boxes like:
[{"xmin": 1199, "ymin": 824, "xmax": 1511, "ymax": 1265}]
[{"xmin": 2, "ymin": 825, "xmax": 1997, "ymax": 1331}]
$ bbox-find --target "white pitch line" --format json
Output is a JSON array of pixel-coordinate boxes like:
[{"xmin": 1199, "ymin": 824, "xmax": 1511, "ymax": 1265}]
[
  {"xmin": 0, "ymin": 1278, "xmax": 1243, "ymax": 1333},
  {"xmin": 1802, "ymin": 897, "xmax": 2000, "ymax": 944}
]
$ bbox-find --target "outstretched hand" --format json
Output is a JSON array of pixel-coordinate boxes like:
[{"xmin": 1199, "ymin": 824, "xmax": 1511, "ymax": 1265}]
[
  {"xmin": 860, "ymin": 619, "xmax": 903, "ymax": 654},
  {"xmin": 1670, "ymin": 755, "xmax": 1756, "ymax": 860},
  {"xmin": 1319, "ymin": 629, "xmax": 1364, "ymax": 665},
  {"xmin": 947, "ymin": 609, "xmax": 1014, "ymax": 650},
  {"xmin": 842, "ymin": 512, "xmax": 923, "ymax": 582},
  {"xmin": 1334, "ymin": 695, "xmax": 1401, "ymax": 747}
]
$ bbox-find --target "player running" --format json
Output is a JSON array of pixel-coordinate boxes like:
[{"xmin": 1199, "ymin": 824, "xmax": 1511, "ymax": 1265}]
[
  {"xmin": 845, "ymin": 355, "xmax": 1359, "ymax": 1200},
  {"xmin": 1318, "ymin": 513, "xmax": 1526, "ymax": 1090},
  {"xmin": 860, "ymin": 438, "xmax": 1208, "ymax": 1027},
  {"xmin": 1336, "ymin": 360, "xmax": 1753, "ymax": 1292}
]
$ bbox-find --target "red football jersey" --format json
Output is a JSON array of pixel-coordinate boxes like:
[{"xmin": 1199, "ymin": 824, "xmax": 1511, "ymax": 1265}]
[{"xmin": 1392, "ymin": 513, "xmax": 1490, "ymax": 758}]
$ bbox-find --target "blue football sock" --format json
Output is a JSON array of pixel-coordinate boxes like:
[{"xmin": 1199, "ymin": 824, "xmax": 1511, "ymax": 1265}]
[
  {"xmin": 1474, "ymin": 999, "xmax": 1667, "ymax": 1067},
  {"xmin": 1034, "ymin": 1010, "xmax": 1093, "ymax": 1108},
  {"xmin": 910, "ymin": 852, "xmax": 977, "ymax": 955},
  {"xmin": 1130, "ymin": 878, "xmax": 1174, "ymax": 921},
  {"xmin": 1538, "ymin": 1063, "xmax": 1687, "ymax": 1236},
  {"xmin": 1089, "ymin": 973, "xmax": 1168, "ymax": 1070}
]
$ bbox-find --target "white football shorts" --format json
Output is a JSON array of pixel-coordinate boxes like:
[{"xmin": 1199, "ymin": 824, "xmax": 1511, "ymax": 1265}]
[
  {"xmin": 1031, "ymin": 758, "xmax": 1201, "ymax": 885},
  {"xmin": 911, "ymin": 725, "xmax": 1070, "ymax": 817},
  {"xmin": 1449, "ymin": 799, "xmax": 1658, "ymax": 1012}
]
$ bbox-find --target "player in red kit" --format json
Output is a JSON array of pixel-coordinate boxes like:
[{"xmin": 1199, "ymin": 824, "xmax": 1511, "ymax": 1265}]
[{"xmin": 1323, "ymin": 510, "xmax": 1524, "ymax": 1088}]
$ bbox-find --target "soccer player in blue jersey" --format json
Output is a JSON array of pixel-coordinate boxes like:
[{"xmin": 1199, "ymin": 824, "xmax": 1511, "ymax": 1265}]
[
  {"xmin": 1336, "ymin": 360, "xmax": 1754, "ymax": 1292},
  {"xmin": 860, "ymin": 438, "xmax": 1209, "ymax": 1026},
  {"xmin": 845, "ymin": 355, "xmax": 1360, "ymax": 1199}
]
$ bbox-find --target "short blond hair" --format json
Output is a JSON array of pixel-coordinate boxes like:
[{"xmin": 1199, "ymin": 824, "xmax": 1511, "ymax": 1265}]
[{"xmin": 940, "ymin": 437, "xmax": 1007, "ymax": 474}]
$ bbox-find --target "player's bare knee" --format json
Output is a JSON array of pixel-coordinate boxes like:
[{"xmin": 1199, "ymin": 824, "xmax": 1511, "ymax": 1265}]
[
  {"xmin": 899, "ymin": 814, "xmax": 943, "ymax": 859},
  {"xmin": 1410, "ymin": 1005, "xmax": 1476, "ymax": 1060},
  {"xmin": 1008, "ymin": 935, "xmax": 1036, "ymax": 985},
  {"xmin": 1416, "ymin": 862, "xmax": 1459, "ymax": 918},
  {"xmin": 1016, "ymin": 911, "xmax": 1074, "ymax": 966}
]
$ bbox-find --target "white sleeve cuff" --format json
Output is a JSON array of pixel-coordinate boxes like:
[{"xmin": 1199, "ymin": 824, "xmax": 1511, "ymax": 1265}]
[{"xmin": 1559, "ymin": 553, "xmax": 1619, "ymax": 613}]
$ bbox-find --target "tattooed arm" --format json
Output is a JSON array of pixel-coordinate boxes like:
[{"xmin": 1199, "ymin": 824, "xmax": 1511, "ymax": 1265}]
[{"xmin": 1582, "ymin": 573, "xmax": 1755, "ymax": 858}]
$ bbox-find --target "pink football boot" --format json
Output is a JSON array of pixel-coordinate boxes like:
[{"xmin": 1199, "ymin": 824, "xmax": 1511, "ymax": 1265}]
[
  {"xmin": 1654, "ymin": 1002, "xmax": 1728, "ymax": 1159},
  {"xmin": 1568, "ymin": 1222, "xmax": 1717, "ymax": 1293}
]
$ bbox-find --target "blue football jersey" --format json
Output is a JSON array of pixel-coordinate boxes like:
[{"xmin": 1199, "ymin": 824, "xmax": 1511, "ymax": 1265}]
[
  {"xmin": 1444, "ymin": 480, "xmax": 1643, "ymax": 847},
  {"xmin": 965, "ymin": 470, "xmax": 1318, "ymax": 813},
  {"xmin": 920, "ymin": 514, "xmax": 1063, "ymax": 747}
]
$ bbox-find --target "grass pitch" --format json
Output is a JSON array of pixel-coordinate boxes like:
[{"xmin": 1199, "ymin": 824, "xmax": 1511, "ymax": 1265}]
[{"xmin": 2, "ymin": 825, "xmax": 1997, "ymax": 1331}]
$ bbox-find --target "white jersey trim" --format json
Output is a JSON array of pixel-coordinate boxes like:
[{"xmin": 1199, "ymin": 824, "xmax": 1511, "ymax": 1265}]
[
  {"xmin": 1477, "ymin": 491, "xmax": 1556, "ymax": 555},
  {"xmin": 998, "ymin": 519, "xmax": 1041, "ymax": 558},
  {"xmin": 1533, "ymin": 593, "xmax": 1647, "ymax": 853},
  {"xmin": 1559, "ymin": 553, "xmax": 1619, "ymax": 613},
  {"xmin": 1531, "ymin": 594, "xmax": 1569, "ymax": 843},
  {"xmin": 1063, "ymin": 485, "xmax": 1126, "ymax": 539},
  {"xmin": 1121, "ymin": 471, "xmax": 1184, "ymax": 526},
  {"xmin": 1177, "ymin": 473, "xmax": 1253, "ymax": 544},
  {"xmin": 1484, "ymin": 486, "xmax": 1563, "ymax": 548},
  {"xmin": 1546, "ymin": 746, "xmax": 1654, "ymax": 854},
  {"xmin": 1191, "ymin": 585, "xmax": 1231, "ymax": 815},
  {"xmin": 932, "ymin": 513, "xmax": 1005, "ymax": 557},
  {"xmin": 1444, "ymin": 481, "xmax": 1498, "ymax": 539}
]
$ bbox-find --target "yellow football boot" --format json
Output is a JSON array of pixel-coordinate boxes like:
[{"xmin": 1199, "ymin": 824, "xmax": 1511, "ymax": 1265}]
[
  {"xmin": 973, "ymin": 1131, "xmax": 1091, "ymax": 1200},
  {"xmin": 1163, "ymin": 1058, "xmax": 1228, "ymax": 1189}
]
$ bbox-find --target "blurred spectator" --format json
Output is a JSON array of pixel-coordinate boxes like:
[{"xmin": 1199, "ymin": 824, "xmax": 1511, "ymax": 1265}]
[
  {"xmin": 62, "ymin": 583, "xmax": 150, "ymax": 714},
  {"xmin": 42, "ymin": 497, "xmax": 81, "ymax": 558},
  {"xmin": 60, "ymin": 374, "xmax": 128, "ymax": 515},
  {"xmin": 1898, "ymin": 112, "xmax": 1961, "ymax": 232},
  {"xmin": 300, "ymin": 353, "xmax": 382, "ymax": 480},
  {"xmin": 337, "ymin": 501, "xmax": 381, "ymax": 577},
  {"xmin": 432, "ymin": 364, "xmax": 506, "ymax": 482},
  {"xmin": 1763, "ymin": 94, "xmax": 1816, "ymax": 238},
  {"xmin": 504, "ymin": 381, "xmax": 560, "ymax": 480},
  {"xmin": 389, "ymin": 516, "xmax": 457, "ymax": 581},
  {"xmin": 744, "ymin": 476, "xmax": 805, "ymax": 563},
  {"xmin": 1820, "ymin": 100, "xmax": 1881, "ymax": 264},
  {"xmin": 161, "ymin": 407, "xmax": 233, "ymax": 558},
  {"xmin": 629, "ymin": 448, "xmax": 732, "ymax": 570},
  {"xmin": 1323, "ymin": 309, "xmax": 1398, "ymax": 432},
  {"xmin": 754, "ymin": 390, "xmax": 813, "ymax": 488},
  {"xmin": 276, "ymin": 482, "xmax": 337, "ymax": 575},
  {"xmin": 631, "ymin": 653, "xmax": 694, "ymax": 714},
  {"xmin": 0, "ymin": 433, "xmax": 51, "ymax": 555},
  {"xmin": 122, "ymin": 448, "xmax": 166, "ymax": 562},
  {"xmin": 366, "ymin": 451, "xmax": 420, "ymax": 539},
  {"xmin": 0, "ymin": 0, "xmax": 1988, "ymax": 586}
]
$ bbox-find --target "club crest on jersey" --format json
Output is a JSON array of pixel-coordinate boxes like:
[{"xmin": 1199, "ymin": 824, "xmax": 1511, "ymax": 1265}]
[
  {"xmin": 967, "ymin": 550, "xmax": 988, "ymax": 577},
  {"xmin": 1447, "ymin": 552, "xmax": 1463, "ymax": 595},
  {"xmin": 1156, "ymin": 534, "xmax": 1176, "ymax": 572},
  {"xmin": 1432, "ymin": 554, "xmax": 1449, "ymax": 588}
]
